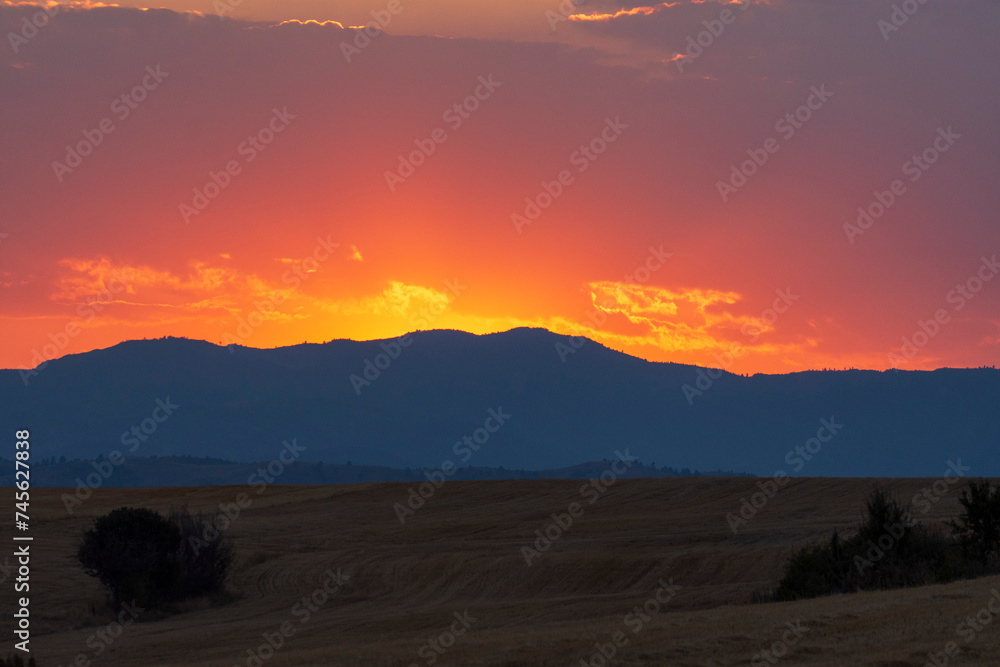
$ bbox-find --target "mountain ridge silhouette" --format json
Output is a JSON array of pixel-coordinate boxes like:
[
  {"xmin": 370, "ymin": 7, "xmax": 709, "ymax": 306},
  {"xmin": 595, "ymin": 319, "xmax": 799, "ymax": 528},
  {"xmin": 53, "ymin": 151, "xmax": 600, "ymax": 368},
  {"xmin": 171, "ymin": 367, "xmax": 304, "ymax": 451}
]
[{"xmin": 3, "ymin": 327, "xmax": 997, "ymax": 476}]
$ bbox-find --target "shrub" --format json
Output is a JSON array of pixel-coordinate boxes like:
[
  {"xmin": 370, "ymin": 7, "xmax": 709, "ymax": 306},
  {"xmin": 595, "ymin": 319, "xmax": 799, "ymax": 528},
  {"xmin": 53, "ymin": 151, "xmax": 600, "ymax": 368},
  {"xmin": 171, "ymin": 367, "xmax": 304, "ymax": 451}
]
[
  {"xmin": 950, "ymin": 478, "xmax": 1000, "ymax": 568},
  {"xmin": 77, "ymin": 506, "xmax": 233, "ymax": 609},
  {"xmin": 774, "ymin": 486, "xmax": 951, "ymax": 601},
  {"xmin": 77, "ymin": 507, "xmax": 182, "ymax": 608},
  {"xmin": 850, "ymin": 486, "xmax": 947, "ymax": 591},
  {"xmin": 169, "ymin": 506, "xmax": 234, "ymax": 600}
]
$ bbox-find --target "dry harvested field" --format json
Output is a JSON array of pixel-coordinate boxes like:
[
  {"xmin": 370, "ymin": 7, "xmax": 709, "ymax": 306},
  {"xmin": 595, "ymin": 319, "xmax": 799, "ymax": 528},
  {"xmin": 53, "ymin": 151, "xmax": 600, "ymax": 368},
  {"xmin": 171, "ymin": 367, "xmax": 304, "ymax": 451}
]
[{"xmin": 2, "ymin": 477, "xmax": 999, "ymax": 666}]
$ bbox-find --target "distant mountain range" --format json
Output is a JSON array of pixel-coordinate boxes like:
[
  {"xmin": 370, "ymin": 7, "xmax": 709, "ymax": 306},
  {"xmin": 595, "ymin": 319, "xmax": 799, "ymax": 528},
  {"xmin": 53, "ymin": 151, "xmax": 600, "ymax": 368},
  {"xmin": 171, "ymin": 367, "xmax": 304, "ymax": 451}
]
[
  {"xmin": 2, "ymin": 328, "xmax": 998, "ymax": 477},
  {"xmin": 0, "ymin": 455, "xmax": 746, "ymax": 489}
]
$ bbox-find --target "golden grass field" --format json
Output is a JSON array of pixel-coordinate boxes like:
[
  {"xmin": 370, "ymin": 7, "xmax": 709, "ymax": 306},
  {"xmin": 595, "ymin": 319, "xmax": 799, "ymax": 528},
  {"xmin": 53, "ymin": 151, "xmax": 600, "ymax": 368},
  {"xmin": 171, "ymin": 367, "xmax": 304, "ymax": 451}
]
[{"xmin": 2, "ymin": 477, "xmax": 999, "ymax": 666}]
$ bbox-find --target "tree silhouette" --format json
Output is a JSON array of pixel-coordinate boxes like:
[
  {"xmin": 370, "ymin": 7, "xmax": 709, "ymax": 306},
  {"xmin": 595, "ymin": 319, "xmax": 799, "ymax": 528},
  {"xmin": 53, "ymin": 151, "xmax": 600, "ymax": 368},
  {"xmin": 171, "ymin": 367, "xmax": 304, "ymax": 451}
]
[
  {"xmin": 951, "ymin": 479, "xmax": 1000, "ymax": 567},
  {"xmin": 77, "ymin": 507, "xmax": 182, "ymax": 607}
]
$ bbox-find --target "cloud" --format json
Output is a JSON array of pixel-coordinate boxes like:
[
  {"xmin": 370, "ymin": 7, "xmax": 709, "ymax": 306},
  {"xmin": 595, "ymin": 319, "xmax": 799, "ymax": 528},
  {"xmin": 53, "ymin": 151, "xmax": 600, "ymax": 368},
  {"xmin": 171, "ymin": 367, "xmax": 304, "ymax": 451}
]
[
  {"xmin": 569, "ymin": 3, "xmax": 679, "ymax": 22},
  {"xmin": 554, "ymin": 282, "xmax": 804, "ymax": 357},
  {"xmin": 267, "ymin": 19, "xmax": 346, "ymax": 29},
  {"xmin": 328, "ymin": 281, "xmax": 453, "ymax": 318},
  {"xmin": 48, "ymin": 257, "xmax": 283, "ymax": 316},
  {"xmin": 48, "ymin": 255, "xmax": 459, "ymax": 335}
]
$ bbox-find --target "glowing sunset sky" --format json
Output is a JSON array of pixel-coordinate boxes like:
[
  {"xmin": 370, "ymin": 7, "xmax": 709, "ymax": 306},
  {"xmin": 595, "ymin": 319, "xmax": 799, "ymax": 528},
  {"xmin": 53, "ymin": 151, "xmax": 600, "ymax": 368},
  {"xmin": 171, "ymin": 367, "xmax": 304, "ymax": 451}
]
[{"xmin": 1, "ymin": 0, "xmax": 998, "ymax": 373}]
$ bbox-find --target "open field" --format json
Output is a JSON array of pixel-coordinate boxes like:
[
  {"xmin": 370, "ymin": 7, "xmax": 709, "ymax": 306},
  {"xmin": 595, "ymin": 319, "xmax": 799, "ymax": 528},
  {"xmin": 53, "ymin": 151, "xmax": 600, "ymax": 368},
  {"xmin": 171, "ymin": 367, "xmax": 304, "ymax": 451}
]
[{"xmin": 2, "ymin": 477, "xmax": 998, "ymax": 666}]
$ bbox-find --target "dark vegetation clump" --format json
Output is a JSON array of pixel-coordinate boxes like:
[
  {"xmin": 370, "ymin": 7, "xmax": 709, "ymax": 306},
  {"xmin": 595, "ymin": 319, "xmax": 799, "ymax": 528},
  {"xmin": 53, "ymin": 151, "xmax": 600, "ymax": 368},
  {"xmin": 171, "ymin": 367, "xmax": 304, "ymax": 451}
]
[
  {"xmin": 770, "ymin": 480, "xmax": 1000, "ymax": 601},
  {"xmin": 949, "ymin": 479, "xmax": 1000, "ymax": 571},
  {"xmin": 77, "ymin": 506, "xmax": 233, "ymax": 610},
  {"xmin": 169, "ymin": 506, "xmax": 234, "ymax": 600},
  {"xmin": 0, "ymin": 654, "xmax": 36, "ymax": 667}
]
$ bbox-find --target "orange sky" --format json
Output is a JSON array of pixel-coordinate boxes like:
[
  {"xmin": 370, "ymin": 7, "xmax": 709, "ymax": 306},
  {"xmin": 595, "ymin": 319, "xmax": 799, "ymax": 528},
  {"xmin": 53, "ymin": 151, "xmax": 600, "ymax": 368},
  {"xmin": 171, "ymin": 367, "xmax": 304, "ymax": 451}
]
[{"xmin": 1, "ymin": 0, "xmax": 998, "ymax": 374}]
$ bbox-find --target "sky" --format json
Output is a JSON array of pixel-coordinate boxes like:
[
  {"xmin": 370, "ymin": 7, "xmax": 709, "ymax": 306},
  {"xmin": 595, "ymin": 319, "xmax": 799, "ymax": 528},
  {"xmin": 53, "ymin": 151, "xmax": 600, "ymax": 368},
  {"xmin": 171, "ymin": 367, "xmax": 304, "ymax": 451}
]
[{"xmin": 1, "ymin": 0, "xmax": 998, "ymax": 374}]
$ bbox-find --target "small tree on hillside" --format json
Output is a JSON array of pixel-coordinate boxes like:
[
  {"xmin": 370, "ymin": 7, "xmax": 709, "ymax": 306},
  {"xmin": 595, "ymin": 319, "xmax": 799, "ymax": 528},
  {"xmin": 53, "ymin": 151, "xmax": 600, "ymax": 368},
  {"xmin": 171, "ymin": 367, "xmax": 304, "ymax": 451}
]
[
  {"xmin": 77, "ymin": 507, "xmax": 182, "ymax": 607},
  {"xmin": 950, "ymin": 479, "xmax": 1000, "ymax": 568}
]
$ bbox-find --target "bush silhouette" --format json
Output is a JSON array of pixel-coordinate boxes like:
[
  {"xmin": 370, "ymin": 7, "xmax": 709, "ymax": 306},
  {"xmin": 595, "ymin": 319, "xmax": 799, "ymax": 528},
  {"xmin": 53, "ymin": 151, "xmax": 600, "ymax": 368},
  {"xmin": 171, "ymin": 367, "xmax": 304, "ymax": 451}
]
[
  {"xmin": 850, "ymin": 486, "xmax": 950, "ymax": 591},
  {"xmin": 77, "ymin": 507, "xmax": 182, "ymax": 607},
  {"xmin": 950, "ymin": 478, "xmax": 1000, "ymax": 569},
  {"xmin": 77, "ymin": 506, "xmax": 233, "ymax": 609},
  {"xmin": 169, "ymin": 506, "xmax": 234, "ymax": 600},
  {"xmin": 774, "ymin": 486, "xmax": 952, "ymax": 601}
]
